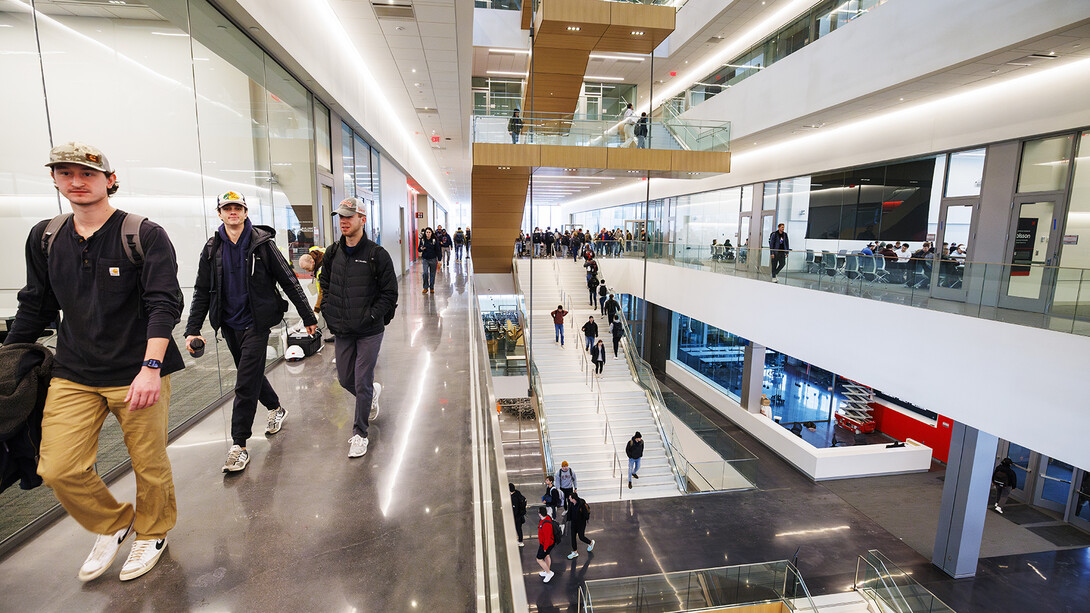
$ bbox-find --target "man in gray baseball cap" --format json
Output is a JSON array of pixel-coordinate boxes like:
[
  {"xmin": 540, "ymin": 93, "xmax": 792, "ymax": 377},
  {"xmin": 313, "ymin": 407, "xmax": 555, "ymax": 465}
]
[{"xmin": 44, "ymin": 141, "xmax": 120, "ymax": 196}]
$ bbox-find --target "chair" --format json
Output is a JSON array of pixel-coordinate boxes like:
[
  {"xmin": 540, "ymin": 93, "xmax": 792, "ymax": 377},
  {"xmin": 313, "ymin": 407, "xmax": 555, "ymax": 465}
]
[
  {"xmin": 857, "ymin": 255, "xmax": 874, "ymax": 281},
  {"xmin": 844, "ymin": 254, "xmax": 861, "ymax": 280},
  {"xmin": 873, "ymin": 257, "xmax": 891, "ymax": 283},
  {"xmin": 821, "ymin": 250, "xmax": 841, "ymax": 278},
  {"xmin": 805, "ymin": 250, "xmax": 819, "ymax": 274}
]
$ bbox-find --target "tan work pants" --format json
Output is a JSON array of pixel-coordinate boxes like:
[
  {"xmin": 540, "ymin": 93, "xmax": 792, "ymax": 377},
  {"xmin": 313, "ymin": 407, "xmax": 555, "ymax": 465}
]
[{"xmin": 37, "ymin": 377, "xmax": 177, "ymax": 539}]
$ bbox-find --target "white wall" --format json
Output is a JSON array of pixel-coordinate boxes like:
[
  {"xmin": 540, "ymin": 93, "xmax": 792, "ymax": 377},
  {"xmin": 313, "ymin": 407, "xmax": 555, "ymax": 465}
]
[
  {"xmin": 563, "ymin": 54, "xmax": 1090, "ymax": 217},
  {"xmin": 598, "ymin": 257, "xmax": 1090, "ymax": 470},
  {"xmin": 380, "ymin": 158, "xmax": 410, "ymax": 276},
  {"xmin": 472, "ymin": 7, "xmax": 529, "ymax": 50}
]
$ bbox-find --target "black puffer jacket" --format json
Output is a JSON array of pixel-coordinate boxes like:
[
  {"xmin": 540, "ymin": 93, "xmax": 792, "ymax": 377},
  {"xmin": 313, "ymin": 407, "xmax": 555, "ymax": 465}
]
[
  {"xmin": 0, "ymin": 343, "xmax": 53, "ymax": 493},
  {"xmin": 418, "ymin": 236, "xmax": 441, "ymax": 260},
  {"xmin": 320, "ymin": 235, "xmax": 398, "ymax": 338},
  {"xmin": 185, "ymin": 225, "xmax": 316, "ymax": 336}
]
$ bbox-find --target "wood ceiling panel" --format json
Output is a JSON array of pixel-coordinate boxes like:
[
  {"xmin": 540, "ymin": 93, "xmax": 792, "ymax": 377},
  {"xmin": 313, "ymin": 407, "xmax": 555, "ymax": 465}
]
[
  {"xmin": 607, "ymin": 2, "xmax": 674, "ymax": 30},
  {"xmin": 539, "ymin": 0, "xmax": 610, "ymax": 28},
  {"xmin": 473, "ymin": 143, "xmax": 540, "ymax": 167},
  {"xmin": 670, "ymin": 150, "xmax": 732, "ymax": 174},
  {"xmin": 607, "ymin": 148, "xmax": 672, "ymax": 172},
  {"xmin": 538, "ymin": 145, "xmax": 608, "ymax": 169},
  {"xmin": 530, "ymin": 51, "xmax": 592, "ymax": 76}
]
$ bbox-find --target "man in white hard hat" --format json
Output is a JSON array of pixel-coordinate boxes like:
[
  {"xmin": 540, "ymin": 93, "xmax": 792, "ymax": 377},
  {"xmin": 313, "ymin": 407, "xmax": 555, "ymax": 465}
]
[{"xmin": 3, "ymin": 142, "xmax": 184, "ymax": 582}]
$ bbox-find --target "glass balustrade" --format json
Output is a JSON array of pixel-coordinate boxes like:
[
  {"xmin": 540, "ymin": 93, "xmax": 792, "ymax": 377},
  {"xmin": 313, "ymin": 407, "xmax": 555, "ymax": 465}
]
[
  {"xmin": 855, "ymin": 550, "xmax": 956, "ymax": 613},
  {"xmin": 472, "ymin": 112, "xmax": 729, "ymax": 152}
]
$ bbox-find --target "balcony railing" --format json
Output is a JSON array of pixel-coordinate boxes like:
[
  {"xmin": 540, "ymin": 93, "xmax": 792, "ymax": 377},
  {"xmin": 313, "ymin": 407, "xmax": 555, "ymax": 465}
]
[{"xmin": 472, "ymin": 111, "xmax": 729, "ymax": 152}]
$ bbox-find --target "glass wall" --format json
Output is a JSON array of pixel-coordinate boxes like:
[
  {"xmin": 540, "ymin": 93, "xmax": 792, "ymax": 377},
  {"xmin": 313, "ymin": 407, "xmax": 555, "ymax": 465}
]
[
  {"xmin": 341, "ymin": 122, "xmax": 383, "ymax": 244},
  {"xmin": 672, "ymin": 314, "xmax": 748, "ymax": 401},
  {"xmin": 0, "ymin": 0, "xmax": 322, "ymax": 551}
]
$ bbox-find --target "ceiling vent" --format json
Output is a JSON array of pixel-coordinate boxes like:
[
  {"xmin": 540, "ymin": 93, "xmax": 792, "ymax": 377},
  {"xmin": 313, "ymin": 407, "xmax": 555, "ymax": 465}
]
[
  {"xmin": 415, "ymin": 107, "xmax": 438, "ymax": 115},
  {"xmin": 705, "ymin": 36, "xmax": 724, "ymax": 44},
  {"xmin": 1006, "ymin": 53, "xmax": 1058, "ymax": 67},
  {"xmin": 372, "ymin": 1, "xmax": 415, "ymax": 20}
]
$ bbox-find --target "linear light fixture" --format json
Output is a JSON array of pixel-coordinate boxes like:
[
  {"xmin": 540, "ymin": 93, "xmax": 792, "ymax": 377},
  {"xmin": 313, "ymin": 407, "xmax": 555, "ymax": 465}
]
[
  {"xmin": 489, "ymin": 48, "xmax": 531, "ymax": 55},
  {"xmin": 584, "ymin": 75, "xmax": 626, "ymax": 82},
  {"xmin": 589, "ymin": 53, "xmax": 644, "ymax": 62},
  {"xmin": 487, "ymin": 70, "xmax": 529, "ymax": 77}
]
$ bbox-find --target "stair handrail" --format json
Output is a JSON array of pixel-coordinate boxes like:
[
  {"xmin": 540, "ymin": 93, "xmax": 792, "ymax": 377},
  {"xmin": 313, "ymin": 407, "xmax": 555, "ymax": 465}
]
[
  {"xmin": 512, "ymin": 257, "xmax": 554, "ymax": 475},
  {"xmin": 659, "ymin": 102, "xmax": 731, "ymax": 152},
  {"xmin": 611, "ymin": 301, "xmax": 687, "ymax": 494},
  {"xmin": 854, "ymin": 553, "xmax": 908, "ymax": 613},
  {"xmin": 782, "ymin": 562, "xmax": 820, "ymax": 613},
  {"xmin": 594, "ymin": 384, "xmax": 624, "ymax": 497}
]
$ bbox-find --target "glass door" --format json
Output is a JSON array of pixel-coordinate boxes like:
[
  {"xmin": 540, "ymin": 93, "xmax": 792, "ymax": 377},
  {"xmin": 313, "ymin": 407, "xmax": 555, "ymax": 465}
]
[
  {"xmin": 930, "ymin": 198, "xmax": 977, "ymax": 301},
  {"xmin": 1071, "ymin": 469, "xmax": 1090, "ymax": 530},
  {"xmin": 737, "ymin": 214, "xmax": 751, "ymax": 270},
  {"xmin": 759, "ymin": 212, "xmax": 776, "ymax": 270},
  {"xmin": 1003, "ymin": 442, "xmax": 1035, "ymax": 501},
  {"xmin": 998, "ymin": 197, "xmax": 1061, "ymax": 312},
  {"xmin": 1033, "ymin": 456, "xmax": 1076, "ymax": 513}
]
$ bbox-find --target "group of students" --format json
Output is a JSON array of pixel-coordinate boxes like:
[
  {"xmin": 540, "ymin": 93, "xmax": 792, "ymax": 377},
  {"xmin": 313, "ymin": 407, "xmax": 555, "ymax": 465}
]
[
  {"xmin": 516, "ymin": 227, "xmax": 645, "ymax": 260},
  {"xmin": 415, "ymin": 225, "xmax": 470, "ymax": 292},
  {"xmin": 1, "ymin": 142, "xmax": 398, "ymax": 584}
]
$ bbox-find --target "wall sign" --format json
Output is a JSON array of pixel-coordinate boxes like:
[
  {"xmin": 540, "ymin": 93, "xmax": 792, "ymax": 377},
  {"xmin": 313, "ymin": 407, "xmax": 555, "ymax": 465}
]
[
  {"xmin": 1011, "ymin": 217, "xmax": 1038, "ymax": 277},
  {"xmin": 415, "ymin": 212, "xmax": 424, "ymax": 219},
  {"xmin": 1063, "ymin": 234, "xmax": 1078, "ymax": 245}
]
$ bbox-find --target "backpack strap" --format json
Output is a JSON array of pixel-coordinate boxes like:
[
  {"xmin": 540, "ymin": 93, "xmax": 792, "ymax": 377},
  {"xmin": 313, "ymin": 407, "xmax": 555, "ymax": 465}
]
[
  {"xmin": 41, "ymin": 213, "xmax": 73, "ymax": 260},
  {"xmin": 120, "ymin": 213, "xmax": 147, "ymax": 266}
]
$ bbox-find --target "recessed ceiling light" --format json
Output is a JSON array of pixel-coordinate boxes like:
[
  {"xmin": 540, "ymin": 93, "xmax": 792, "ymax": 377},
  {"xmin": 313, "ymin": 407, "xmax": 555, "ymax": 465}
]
[
  {"xmin": 414, "ymin": 82, "xmax": 421, "ymax": 87},
  {"xmin": 567, "ymin": 26, "xmax": 581, "ymax": 31},
  {"xmin": 631, "ymin": 31, "xmax": 644, "ymax": 36},
  {"xmin": 395, "ymin": 26, "xmax": 405, "ymax": 31},
  {"xmin": 899, "ymin": 97, "xmax": 904, "ymax": 101},
  {"xmin": 411, "ymin": 68, "xmax": 417, "ymax": 73}
]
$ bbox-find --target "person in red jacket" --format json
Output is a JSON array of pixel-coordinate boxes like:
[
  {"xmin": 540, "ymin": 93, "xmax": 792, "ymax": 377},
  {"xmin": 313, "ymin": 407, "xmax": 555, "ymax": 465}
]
[
  {"xmin": 536, "ymin": 506, "xmax": 557, "ymax": 583},
  {"xmin": 550, "ymin": 305, "xmax": 568, "ymax": 346}
]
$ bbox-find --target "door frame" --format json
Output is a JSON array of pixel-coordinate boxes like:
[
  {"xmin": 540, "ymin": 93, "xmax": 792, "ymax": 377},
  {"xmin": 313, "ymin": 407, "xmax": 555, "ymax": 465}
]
[
  {"xmin": 930, "ymin": 196, "xmax": 980, "ymax": 301},
  {"xmin": 759, "ymin": 211, "xmax": 777, "ymax": 271},
  {"xmin": 737, "ymin": 213, "xmax": 752, "ymax": 270},
  {"xmin": 997, "ymin": 193, "xmax": 1065, "ymax": 312},
  {"xmin": 998, "ymin": 440, "xmax": 1035, "ymax": 502},
  {"xmin": 1032, "ymin": 455, "xmax": 1076, "ymax": 514}
]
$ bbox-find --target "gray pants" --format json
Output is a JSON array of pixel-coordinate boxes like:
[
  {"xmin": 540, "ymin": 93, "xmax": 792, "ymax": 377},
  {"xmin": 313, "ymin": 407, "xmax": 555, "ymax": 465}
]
[{"xmin": 335, "ymin": 332, "xmax": 384, "ymax": 438}]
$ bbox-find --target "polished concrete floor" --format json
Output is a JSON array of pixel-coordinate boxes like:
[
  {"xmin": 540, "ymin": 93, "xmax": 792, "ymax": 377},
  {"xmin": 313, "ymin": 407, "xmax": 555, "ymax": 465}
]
[{"xmin": 0, "ymin": 260, "xmax": 475, "ymax": 612}]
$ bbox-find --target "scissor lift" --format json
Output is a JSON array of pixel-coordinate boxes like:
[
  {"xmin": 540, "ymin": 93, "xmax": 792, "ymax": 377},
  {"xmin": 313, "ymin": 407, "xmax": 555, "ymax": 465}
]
[{"xmin": 835, "ymin": 383, "xmax": 877, "ymax": 434}]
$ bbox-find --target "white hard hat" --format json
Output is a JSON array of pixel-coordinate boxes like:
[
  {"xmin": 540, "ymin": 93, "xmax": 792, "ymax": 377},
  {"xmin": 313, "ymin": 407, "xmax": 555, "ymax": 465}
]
[{"xmin": 286, "ymin": 345, "xmax": 306, "ymax": 361}]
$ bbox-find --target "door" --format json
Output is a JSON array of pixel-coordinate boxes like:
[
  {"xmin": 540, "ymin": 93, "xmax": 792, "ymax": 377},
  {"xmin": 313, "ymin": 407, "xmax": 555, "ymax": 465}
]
[
  {"xmin": 737, "ymin": 214, "xmax": 751, "ymax": 270},
  {"xmin": 399, "ymin": 206, "xmax": 407, "ymax": 274},
  {"xmin": 318, "ymin": 182, "xmax": 334, "ymax": 244},
  {"xmin": 759, "ymin": 212, "xmax": 776, "ymax": 270},
  {"xmin": 931, "ymin": 198, "xmax": 978, "ymax": 301},
  {"xmin": 999, "ymin": 196, "xmax": 1061, "ymax": 312},
  {"xmin": 1002, "ymin": 442, "xmax": 1035, "ymax": 501},
  {"xmin": 624, "ymin": 219, "xmax": 648, "ymax": 252},
  {"xmin": 1071, "ymin": 469, "xmax": 1090, "ymax": 530},
  {"xmin": 1033, "ymin": 456, "xmax": 1076, "ymax": 513}
]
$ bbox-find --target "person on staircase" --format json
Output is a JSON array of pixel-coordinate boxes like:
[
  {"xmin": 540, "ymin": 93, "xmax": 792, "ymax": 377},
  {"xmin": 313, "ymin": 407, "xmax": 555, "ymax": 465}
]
[
  {"xmin": 598, "ymin": 280, "xmax": 609, "ymax": 316},
  {"xmin": 604, "ymin": 294, "xmax": 620, "ymax": 324},
  {"xmin": 610, "ymin": 315, "xmax": 624, "ymax": 358},
  {"xmin": 565, "ymin": 492, "xmax": 595, "ymax": 560},
  {"xmin": 555, "ymin": 461, "xmax": 578, "ymax": 517},
  {"xmin": 587, "ymin": 274, "xmax": 599, "ymax": 308},
  {"xmin": 591, "ymin": 339, "xmax": 606, "ymax": 375},
  {"xmin": 626, "ymin": 432, "xmax": 644, "ymax": 489},
  {"xmin": 551, "ymin": 305, "xmax": 568, "ymax": 347},
  {"xmin": 581, "ymin": 316, "xmax": 598, "ymax": 352}
]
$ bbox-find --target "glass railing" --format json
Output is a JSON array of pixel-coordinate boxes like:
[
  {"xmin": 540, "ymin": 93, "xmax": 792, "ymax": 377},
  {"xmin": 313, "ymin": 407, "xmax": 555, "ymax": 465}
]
[
  {"xmin": 660, "ymin": 101, "xmax": 731, "ymax": 152},
  {"xmin": 855, "ymin": 550, "xmax": 956, "ymax": 613},
  {"xmin": 580, "ymin": 559, "xmax": 818, "ymax": 612},
  {"xmin": 611, "ymin": 286, "xmax": 757, "ymax": 493},
  {"xmin": 601, "ymin": 241, "xmax": 1090, "ymax": 337},
  {"xmin": 472, "ymin": 111, "xmax": 728, "ymax": 152},
  {"xmin": 475, "ymin": 0, "xmax": 521, "ymax": 10},
  {"xmin": 512, "ymin": 257, "xmax": 555, "ymax": 474}
]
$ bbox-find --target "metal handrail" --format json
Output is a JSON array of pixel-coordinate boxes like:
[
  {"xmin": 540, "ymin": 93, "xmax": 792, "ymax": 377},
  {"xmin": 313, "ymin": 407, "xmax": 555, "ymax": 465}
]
[
  {"xmin": 594, "ymin": 384, "xmax": 625, "ymax": 497},
  {"xmin": 854, "ymin": 555, "xmax": 908, "ymax": 613},
  {"xmin": 783, "ymin": 562, "xmax": 820, "ymax": 613},
  {"xmin": 512, "ymin": 257, "xmax": 553, "ymax": 475}
]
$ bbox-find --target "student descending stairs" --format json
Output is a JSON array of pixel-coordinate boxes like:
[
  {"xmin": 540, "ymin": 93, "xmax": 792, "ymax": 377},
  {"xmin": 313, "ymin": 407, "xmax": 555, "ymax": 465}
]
[{"xmin": 516, "ymin": 258, "xmax": 682, "ymax": 503}]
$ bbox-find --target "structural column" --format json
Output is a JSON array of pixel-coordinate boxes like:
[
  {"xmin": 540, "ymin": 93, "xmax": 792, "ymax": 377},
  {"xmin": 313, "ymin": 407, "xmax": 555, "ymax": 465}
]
[
  {"xmin": 932, "ymin": 421, "xmax": 998, "ymax": 578},
  {"xmin": 740, "ymin": 343, "xmax": 765, "ymax": 414}
]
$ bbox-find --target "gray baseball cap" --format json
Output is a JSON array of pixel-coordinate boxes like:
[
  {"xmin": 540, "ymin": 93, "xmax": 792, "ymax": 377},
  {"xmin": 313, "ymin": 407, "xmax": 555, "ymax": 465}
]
[
  {"xmin": 334, "ymin": 197, "xmax": 364, "ymax": 217},
  {"xmin": 45, "ymin": 142, "xmax": 113, "ymax": 174}
]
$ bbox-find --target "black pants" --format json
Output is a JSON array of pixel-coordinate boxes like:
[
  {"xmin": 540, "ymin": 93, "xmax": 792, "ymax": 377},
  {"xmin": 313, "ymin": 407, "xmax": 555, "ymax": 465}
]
[
  {"xmin": 570, "ymin": 521, "xmax": 591, "ymax": 551},
  {"xmin": 594, "ymin": 360, "xmax": 604, "ymax": 374},
  {"xmin": 560, "ymin": 487, "xmax": 574, "ymax": 510},
  {"xmin": 613, "ymin": 336, "xmax": 621, "ymax": 357},
  {"xmin": 771, "ymin": 252, "xmax": 787, "ymax": 277},
  {"xmin": 515, "ymin": 516, "xmax": 525, "ymax": 542},
  {"xmin": 589, "ymin": 287, "xmax": 596, "ymax": 306},
  {"xmin": 221, "ymin": 325, "xmax": 280, "ymax": 447}
]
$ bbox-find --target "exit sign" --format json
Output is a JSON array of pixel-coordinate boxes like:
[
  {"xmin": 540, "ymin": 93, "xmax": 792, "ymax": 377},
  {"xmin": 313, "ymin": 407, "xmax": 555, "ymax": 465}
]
[
  {"xmin": 415, "ymin": 212, "xmax": 424, "ymax": 218},
  {"xmin": 431, "ymin": 136, "xmax": 440, "ymax": 143}
]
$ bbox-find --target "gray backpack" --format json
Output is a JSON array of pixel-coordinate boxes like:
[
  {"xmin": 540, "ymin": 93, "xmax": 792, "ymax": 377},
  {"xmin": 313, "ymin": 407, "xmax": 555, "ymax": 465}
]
[{"xmin": 40, "ymin": 212, "xmax": 147, "ymax": 265}]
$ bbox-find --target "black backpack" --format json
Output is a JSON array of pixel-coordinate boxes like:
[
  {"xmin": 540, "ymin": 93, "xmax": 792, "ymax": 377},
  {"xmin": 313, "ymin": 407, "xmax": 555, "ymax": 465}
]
[
  {"xmin": 992, "ymin": 467, "xmax": 1010, "ymax": 488},
  {"xmin": 578, "ymin": 499, "xmax": 590, "ymax": 522},
  {"xmin": 549, "ymin": 518, "xmax": 562, "ymax": 544},
  {"xmin": 41, "ymin": 212, "xmax": 147, "ymax": 265},
  {"xmin": 325, "ymin": 240, "xmax": 398, "ymax": 325}
]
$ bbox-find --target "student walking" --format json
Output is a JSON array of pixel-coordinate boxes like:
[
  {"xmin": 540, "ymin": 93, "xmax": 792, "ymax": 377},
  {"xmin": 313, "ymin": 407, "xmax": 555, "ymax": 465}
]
[
  {"xmin": 769, "ymin": 223, "xmax": 790, "ymax": 282},
  {"xmin": 321, "ymin": 198, "xmax": 399, "ymax": 459},
  {"xmin": 453, "ymin": 227, "xmax": 466, "ymax": 261},
  {"xmin": 565, "ymin": 492, "xmax": 595, "ymax": 559},
  {"xmin": 418, "ymin": 227, "xmax": 440, "ymax": 294},
  {"xmin": 581, "ymin": 316, "xmax": 598, "ymax": 352},
  {"xmin": 626, "ymin": 432, "xmax": 644, "ymax": 489},
  {"xmin": 508, "ymin": 108, "xmax": 523, "ymax": 144},
  {"xmin": 604, "ymin": 293, "xmax": 620, "ymax": 323},
  {"xmin": 510, "ymin": 483, "xmax": 527, "ymax": 547},
  {"xmin": 556, "ymin": 461, "xmax": 578, "ymax": 514},
  {"xmin": 4, "ymin": 142, "xmax": 185, "ymax": 582},
  {"xmin": 598, "ymin": 280, "xmax": 609, "ymax": 315},
  {"xmin": 551, "ymin": 305, "xmax": 568, "ymax": 346},
  {"xmin": 437, "ymin": 227, "xmax": 453, "ymax": 267},
  {"xmin": 541, "ymin": 476, "xmax": 561, "ymax": 520},
  {"xmin": 184, "ymin": 191, "xmax": 318, "ymax": 473},
  {"xmin": 992, "ymin": 458, "xmax": 1018, "ymax": 514},
  {"xmin": 587, "ymin": 272, "xmax": 599, "ymax": 307},
  {"xmin": 536, "ymin": 507, "xmax": 558, "ymax": 583},
  {"xmin": 591, "ymin": 340, "xmax": 606, "ymax": 375},
  {"xmin": 610, "ymin": 316, "xmax": 624, "ymax": 358}
]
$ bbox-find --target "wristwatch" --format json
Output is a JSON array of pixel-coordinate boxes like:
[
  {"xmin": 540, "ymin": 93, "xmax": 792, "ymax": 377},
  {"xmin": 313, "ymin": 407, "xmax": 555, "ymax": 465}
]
[{"xmin": 141, "ymin": 359, "xmax": 162, "ymax": 370}]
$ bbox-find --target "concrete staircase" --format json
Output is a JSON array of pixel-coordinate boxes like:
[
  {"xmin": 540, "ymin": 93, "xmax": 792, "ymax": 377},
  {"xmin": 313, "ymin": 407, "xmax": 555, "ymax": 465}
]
[
  {"xmin": 807, "ymin": 591, "xmax": 876, "ymax": 612},
  {"xmin": 648, "ymin": 121, "xmax": 684, "ymax": 150},
  {"xmin": 517, "ymin": 258, "xmax": 682, "ymax": 503}
]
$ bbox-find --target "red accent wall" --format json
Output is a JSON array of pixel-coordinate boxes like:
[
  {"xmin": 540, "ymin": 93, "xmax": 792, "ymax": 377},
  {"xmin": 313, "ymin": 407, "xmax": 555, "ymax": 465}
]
[{"xmin": 869, "ymin": 402, "xmax": 952, "ymax": 463}]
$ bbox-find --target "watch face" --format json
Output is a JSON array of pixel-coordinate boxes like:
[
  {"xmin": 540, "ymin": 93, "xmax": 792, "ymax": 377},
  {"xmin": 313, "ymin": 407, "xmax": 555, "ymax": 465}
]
[{"xmin": 143, "ymin": 359, "xmax": 162, "ymax": 369}]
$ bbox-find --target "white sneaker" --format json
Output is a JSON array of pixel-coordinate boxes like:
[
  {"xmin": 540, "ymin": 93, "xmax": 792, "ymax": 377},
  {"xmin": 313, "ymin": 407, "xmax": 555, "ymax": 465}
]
[
  {"xmin": 543, "ymin": 570, "xmax": 555, "ymax": 583},
  {"xmin": 772, "ymin": 277, "xmax": 779, "ymax": 283},
  {"xmin": 538, "ymin": 571, "xmax": 547, "ymax": 577},
  {"xmin": 994, "ymin": 504, "xmax": 1003, "ymax": 514},
  {"xmin": 119, "ymin": 537, "xmax": 167, "ymax": 581},
  {"xmin": 265, "ymin": 406, "xmax": 288, "ymax": 434},
  {"xmin": 78, "ymin": 517, "xmax": 134, "ymax": 581},
  {"xmin": 567, "ymin": 551, "xmax": 579, "ymax": 559},
  {"xmin": 349, "ymin": 434, "xmax": 369, "ymax": 458},
  {"xmin": 518, "ymin": 541, "xmax": 525, "ymax": 547},
  {"xmin": 222, "ymin": 445, "xmax": 249, "ymax": 472},
  {"xmin": 588, "ymin": 539, "xmax": 595, "ymax": 552},
  {"xmin": 369, "ymin": 382, "xmax": 382, "ymax": 422}
]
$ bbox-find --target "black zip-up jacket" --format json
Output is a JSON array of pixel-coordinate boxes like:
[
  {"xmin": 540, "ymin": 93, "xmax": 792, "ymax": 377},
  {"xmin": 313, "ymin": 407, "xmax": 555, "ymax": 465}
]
[
  {"xmin": 438, "ymin": 233, "xmax": 452, "ymax": 248},
  {"xmin": 320, "ymin": 235, "xmax": 398, "ymax": 338},
  {"xmin": 185, "ymin": 224, "xmax": 316, "ymax": 337},
  {"xmin": 418, "ymin": 236, "xmax": 441, "ymax": 260},
  {"xmin": 626, "ymin": 437, "xmax": 644, "ymax": 459},
  {"xmin": 5, "ymin": 210, "xmax": 185, "ymax": 386},
  {"xmin": 582, "ymin": 321, "xmax": 598, "ymax": 337}
]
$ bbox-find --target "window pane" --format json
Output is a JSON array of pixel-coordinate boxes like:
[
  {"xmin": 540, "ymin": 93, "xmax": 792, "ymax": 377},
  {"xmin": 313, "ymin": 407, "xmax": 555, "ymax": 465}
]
[
  {"xmin": 314, "ymin": 100, "xmax": 332, "ymax": 172},
  {"xmin": 945, "ymin": 148, "xmax": 985, "ymax": 197},
  {"xmin": 806, "ymin": 171, "xmax": 845, "ymax": 239},
  {"xmin": 1019, "ymin": 135, "xmax": 1073, "ymax": 193},
  {"xmin": 353, "ymin": 133, "xmax": 370, "ymax": 195},
  {"xmin": 879, "ymin": 159, "xmax": 934, "ymax": 241},
  {"xmin": 1056, "ymin": 131, "xmax": 1090, "ymax": 312},
  {"xmin": 342, "ymin": 122, "xmax": 354, "ymax": 197}
]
